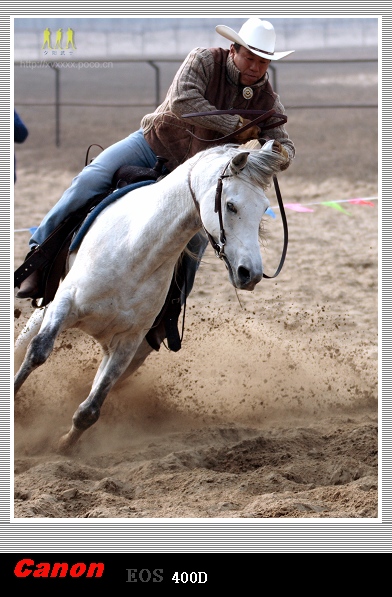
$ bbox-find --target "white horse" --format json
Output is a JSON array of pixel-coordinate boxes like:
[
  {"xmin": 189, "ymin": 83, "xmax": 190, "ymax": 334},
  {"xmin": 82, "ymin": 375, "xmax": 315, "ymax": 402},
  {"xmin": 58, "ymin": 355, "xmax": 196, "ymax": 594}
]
[{"xmin": 14, "ymin": 140, "xmax": 285, "ymax": 452}]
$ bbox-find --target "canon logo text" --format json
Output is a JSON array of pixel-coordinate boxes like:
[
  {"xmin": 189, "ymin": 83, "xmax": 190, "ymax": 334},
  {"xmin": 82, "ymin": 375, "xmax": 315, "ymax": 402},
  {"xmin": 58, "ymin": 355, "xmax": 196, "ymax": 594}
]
[{"xmin": 14, "ymin": 558, "xmax": 105, "ymax": 578}]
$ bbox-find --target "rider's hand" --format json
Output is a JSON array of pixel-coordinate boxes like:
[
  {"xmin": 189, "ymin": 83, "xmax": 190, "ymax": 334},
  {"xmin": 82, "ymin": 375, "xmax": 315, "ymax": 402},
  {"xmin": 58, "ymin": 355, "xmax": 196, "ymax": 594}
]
[
  {"xmin": 272, "ymin": 140, "xmax": 290, "ymax": 170},
  {"xmin": 272, "ymin": 139, "xmax": 288, "ymax": 158},
  {"xmin": 234, "ymin": 117, "xmax": 260, "ymax": 142}
]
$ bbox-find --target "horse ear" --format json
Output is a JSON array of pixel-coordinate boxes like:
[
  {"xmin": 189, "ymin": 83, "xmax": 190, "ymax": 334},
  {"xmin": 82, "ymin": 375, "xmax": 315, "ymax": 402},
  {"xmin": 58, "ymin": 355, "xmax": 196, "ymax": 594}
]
[
  {"xmin": 260, "ymin": 139, "xmax": 275, "ymax": 153},
  {"xmin": 230, "ymin": 151, "xmax": 249, "ymax": 175}
]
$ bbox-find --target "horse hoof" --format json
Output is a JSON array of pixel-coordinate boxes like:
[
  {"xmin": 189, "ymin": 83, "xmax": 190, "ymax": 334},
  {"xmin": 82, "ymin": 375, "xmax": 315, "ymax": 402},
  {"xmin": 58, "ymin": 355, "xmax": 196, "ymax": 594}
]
[
  {"xmin": 57, "ymin": 425, "xmax": 83, "ymax": 454},
  {"xmin": 57, "ymin": 435, "xmax": 75, "ymax": 454}
]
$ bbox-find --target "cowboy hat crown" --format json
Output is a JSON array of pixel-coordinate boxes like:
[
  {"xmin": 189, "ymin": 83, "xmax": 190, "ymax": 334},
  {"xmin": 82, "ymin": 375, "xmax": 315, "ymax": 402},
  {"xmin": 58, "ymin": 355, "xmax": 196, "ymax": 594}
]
[{"xmin": 216, "ymin": 17, "xmax": 294, "ymax": 61}]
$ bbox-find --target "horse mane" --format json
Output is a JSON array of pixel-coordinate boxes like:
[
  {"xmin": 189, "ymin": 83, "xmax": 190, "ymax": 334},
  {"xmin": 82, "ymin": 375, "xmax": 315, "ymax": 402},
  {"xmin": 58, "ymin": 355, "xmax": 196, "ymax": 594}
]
[{"xmin": 198, "ymin": 143, "xmax": 285, "ymax": 190}]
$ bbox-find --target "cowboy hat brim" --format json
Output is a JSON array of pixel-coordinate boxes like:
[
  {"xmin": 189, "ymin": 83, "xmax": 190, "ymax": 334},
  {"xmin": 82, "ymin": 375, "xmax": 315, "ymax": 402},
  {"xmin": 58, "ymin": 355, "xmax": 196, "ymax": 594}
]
[{"xmin": 216, "ymin": 24, "xmax": 294, "ymax": 61}]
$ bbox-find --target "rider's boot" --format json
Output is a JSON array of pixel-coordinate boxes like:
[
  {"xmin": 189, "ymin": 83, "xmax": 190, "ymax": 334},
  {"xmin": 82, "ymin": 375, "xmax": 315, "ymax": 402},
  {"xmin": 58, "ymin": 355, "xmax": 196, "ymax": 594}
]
[{"xmin": 16, "ymin": 269, "xmax": 40, "ymax": 299}]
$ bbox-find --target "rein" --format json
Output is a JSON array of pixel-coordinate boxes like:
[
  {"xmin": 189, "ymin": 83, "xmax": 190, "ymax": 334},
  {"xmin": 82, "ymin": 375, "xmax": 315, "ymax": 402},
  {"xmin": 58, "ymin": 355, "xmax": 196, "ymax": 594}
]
[
  {"xmin": 265, "ymin": 174, "xmax": 288, "ymax": 279},
  {"xmin": 85, "ymin": 144, "xmax": 104, "ymax": 166},
  {"xmin": 187, "ymin": 158, "xmax": 288, "ymax": 280},
  {"xmin": 182, "ymin": 109, "xmax": 287, "ymax": 143}
]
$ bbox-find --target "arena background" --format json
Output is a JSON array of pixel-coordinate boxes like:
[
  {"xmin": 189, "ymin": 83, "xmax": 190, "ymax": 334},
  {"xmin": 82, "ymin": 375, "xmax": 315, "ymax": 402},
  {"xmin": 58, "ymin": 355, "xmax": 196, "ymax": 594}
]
[{"xmin": 13, "ymin": 17, "xmax": 379, "ymax": 521}]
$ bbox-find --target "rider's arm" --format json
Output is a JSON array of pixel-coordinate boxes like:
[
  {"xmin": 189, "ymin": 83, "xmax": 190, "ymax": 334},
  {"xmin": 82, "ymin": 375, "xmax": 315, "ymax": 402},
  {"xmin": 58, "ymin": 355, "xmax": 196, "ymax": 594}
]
[
  {"xmin": 142, "ymin": 48, "xmax": 239, "ymax": 136},
  {"xmin": 168, "ymin": 47, "xmax": 240, "ymax": 134},
  {"xmin": 159, "ymin": 47, "xmax": 295, "ymax": 162},
  {"xmin": 142, "ymin": 47, "xmax": 295, "ymax": 167}
]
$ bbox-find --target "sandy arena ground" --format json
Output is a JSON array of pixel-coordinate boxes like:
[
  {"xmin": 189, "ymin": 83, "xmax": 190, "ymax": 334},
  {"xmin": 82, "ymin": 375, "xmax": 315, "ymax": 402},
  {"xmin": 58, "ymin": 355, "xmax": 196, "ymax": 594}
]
[{"xmin": 13, "ymin": 48, "xmax": 378, "ymax": 518}]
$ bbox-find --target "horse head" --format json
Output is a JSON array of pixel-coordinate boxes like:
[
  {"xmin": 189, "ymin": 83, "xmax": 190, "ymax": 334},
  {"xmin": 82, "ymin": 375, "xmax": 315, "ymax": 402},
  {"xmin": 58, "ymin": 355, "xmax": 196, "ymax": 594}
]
[{"xmin": 196, "ymin": 141, "xmax": 285, "ymax": 291}]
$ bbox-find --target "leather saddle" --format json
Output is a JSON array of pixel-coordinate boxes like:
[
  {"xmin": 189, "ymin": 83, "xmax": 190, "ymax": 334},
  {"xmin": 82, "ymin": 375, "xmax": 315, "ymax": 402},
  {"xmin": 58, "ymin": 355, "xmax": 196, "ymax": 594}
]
[{"xmin": 14, "ymin": 156, "xmax": 184, "ymax": 352}]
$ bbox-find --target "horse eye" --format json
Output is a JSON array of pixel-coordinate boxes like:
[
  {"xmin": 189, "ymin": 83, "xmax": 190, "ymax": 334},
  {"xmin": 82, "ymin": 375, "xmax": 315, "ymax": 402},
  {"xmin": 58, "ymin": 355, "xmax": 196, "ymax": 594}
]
[{"xmin": 227, "ymin": 202, "xmax": 237, "ymax": 214}]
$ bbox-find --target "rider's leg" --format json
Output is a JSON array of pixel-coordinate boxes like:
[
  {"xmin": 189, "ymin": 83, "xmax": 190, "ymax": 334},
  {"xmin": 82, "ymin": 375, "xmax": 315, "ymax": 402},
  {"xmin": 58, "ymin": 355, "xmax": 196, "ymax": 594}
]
[
  {"xmin": 30, "ymin": 129, "xmax": 157, "ymax": 248},
  {"xmin": 182, "ymin": 231, "xmax": 209, "ymax": 299},
  {"xmin": 17, "ymin": 129, "xmax": 157, "ymax": 298}
]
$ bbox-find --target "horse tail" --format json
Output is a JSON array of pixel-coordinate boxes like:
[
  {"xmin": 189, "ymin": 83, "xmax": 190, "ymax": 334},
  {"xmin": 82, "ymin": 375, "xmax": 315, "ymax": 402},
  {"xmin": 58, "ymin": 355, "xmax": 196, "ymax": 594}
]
[{"xmin": 14, "ymin": 308, "xmax": 45, "ymax": 373}]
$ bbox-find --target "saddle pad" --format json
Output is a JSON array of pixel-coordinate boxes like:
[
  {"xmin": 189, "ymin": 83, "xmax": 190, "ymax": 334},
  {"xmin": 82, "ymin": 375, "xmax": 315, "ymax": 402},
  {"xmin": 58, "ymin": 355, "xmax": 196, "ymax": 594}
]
[{"xmin": 69, "ymin": 179, "xmax": 156, "ymax": 252}]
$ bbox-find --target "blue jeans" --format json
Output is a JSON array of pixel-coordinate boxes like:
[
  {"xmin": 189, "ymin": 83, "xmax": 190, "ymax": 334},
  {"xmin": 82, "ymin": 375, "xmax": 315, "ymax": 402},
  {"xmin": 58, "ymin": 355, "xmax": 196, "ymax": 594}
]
[{"xmin": 30, "ymin": 128, "xmax": 158, "ymax": 247}]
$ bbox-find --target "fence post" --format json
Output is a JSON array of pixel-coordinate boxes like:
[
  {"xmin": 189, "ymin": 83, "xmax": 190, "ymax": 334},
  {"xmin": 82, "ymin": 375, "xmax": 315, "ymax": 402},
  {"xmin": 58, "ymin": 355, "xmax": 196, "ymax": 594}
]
[
  {"xmin": 49, "ymin": 63, "xmax": 61, "ymax": 147},
  {"xmin": 147, "ymin": 61, "xmax": 161, "ymax": 107}
]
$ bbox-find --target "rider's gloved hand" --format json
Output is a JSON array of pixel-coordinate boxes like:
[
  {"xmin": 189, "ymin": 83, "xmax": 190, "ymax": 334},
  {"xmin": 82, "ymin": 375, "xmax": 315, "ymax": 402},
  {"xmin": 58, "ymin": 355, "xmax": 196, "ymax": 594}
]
[
  {"xmin": 272, "ymin": 139, "xmax": 290, "ymax": 170},
  {"xmin": 234, "ymin": 117, "xmax": 260, "ymax": 142}
]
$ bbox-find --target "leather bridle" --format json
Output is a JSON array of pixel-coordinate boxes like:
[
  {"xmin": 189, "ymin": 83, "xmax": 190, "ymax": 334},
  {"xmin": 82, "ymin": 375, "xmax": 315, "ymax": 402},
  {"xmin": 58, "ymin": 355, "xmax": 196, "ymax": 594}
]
[
  {"xmin": 187, "ymin": 157, "xmax": 288, "ymax": 280},
  {"xmin": 183, "ymin": 109, "xmax": 289, "ymax": 278},
  {"xmin": 187, "ymin": 158, "xmax": 232, "ymax": 259}
]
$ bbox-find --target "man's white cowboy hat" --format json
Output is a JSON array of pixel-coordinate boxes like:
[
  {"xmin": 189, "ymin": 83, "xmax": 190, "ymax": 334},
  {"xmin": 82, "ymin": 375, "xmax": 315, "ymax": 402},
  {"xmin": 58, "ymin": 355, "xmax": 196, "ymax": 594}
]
[{"xmin": 216, "ymin": 18, "xmax": 294, "ymax": 61}]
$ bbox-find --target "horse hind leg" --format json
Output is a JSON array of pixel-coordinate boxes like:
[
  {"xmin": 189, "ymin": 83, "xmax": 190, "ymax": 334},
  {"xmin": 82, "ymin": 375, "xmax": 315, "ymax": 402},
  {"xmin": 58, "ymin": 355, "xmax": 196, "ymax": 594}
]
[{"xmin": 58, "ymin": 337, "xmax": 143, "ymax": 453}]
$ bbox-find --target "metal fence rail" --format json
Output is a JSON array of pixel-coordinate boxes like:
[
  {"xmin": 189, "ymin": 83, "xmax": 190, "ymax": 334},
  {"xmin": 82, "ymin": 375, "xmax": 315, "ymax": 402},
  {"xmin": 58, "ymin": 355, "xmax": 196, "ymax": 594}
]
[{"xmin": 14, "ymin": 58, "xmax": 378, "ymax": 146}]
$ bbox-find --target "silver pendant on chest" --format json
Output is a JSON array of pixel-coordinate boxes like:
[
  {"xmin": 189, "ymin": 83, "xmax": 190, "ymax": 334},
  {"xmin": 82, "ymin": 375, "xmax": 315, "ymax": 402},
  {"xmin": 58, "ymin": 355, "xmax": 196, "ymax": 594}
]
[{"xmin": 242, "ymin": 87, "xmax": 254, "ymax": 100}]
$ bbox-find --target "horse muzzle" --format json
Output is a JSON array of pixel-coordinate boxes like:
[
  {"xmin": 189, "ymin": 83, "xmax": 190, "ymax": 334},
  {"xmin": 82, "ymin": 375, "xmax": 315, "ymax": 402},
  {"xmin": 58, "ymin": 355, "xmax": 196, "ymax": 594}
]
[
  {"xmin": 224, "ymin": 256, "xmax": 263, "ymax": 291},
  {"xmin": 236, "ymin": 266, "xmax": 263, "ymax": 290}
]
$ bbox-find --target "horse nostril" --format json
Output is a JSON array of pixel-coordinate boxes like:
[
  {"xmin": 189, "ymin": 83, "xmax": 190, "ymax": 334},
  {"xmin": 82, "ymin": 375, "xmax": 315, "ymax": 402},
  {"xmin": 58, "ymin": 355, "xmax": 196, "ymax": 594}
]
[{"xmin": 238, "ymin": 266, "xmax": 251, "ymax": 282}]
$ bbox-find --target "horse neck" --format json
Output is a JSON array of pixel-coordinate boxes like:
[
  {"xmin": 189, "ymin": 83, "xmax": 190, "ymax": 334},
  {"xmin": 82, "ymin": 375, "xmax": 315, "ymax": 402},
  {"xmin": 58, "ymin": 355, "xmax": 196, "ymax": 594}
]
[
  {"xmin": 129, "ymin": 153, "xmax": 221, "ymax": 261},
  {"xmin": 147, "ymin": 162, "xmax": 203, "ymax": 252},
  {"xmin": 165, "ymin": 153, "xmax": 226, "ymax": 238}
]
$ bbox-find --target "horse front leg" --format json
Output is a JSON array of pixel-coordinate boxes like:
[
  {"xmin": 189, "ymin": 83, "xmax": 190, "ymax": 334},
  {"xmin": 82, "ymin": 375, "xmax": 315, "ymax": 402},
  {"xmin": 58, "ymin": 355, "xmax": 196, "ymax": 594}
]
[
  {"xmin": 14, "ymin": 301, "xmax": 72, "ymax": 395},
  {"xmin": 56, "ymin": 351, "xmax": 111, "ymax": 450},
  {"xmin": 14, "ymin": 332, "xmax": 52, "ymax": 395},
  {"xmin": 14, "ymin": 308, "xmax": 45, "ymax": 374},
  {"xmin": 117, "ymin": 337, "xmax": 155, "ymax": 383},
  {"xmin": 57, "ymin": 337, "xmax": 143, "ymax": 453}
]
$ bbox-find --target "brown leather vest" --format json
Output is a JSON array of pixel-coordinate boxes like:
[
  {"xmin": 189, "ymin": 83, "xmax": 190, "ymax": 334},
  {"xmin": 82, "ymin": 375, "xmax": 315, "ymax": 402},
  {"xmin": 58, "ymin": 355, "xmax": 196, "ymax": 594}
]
[{"xmin": 145, "ymin": 48, "xmax": 277, "ymax": 171}]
